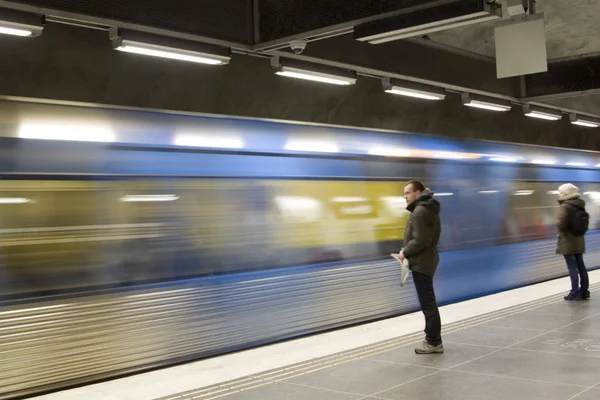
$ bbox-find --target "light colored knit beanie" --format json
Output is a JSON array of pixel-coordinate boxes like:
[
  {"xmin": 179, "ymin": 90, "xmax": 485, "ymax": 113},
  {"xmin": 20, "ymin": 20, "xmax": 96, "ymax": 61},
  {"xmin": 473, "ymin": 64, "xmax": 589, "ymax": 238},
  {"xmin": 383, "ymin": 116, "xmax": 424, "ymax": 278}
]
[{"xmin": 558, "ymin": 183, "xmax": 579, "ymax": 196}]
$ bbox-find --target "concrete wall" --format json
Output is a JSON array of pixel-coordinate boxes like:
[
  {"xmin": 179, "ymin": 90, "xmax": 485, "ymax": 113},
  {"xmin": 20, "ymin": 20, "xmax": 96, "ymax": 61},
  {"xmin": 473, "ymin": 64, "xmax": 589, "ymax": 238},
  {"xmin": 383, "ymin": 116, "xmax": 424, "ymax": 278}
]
[{"xmin": 0, "ymin": 23, "xmax": 598, "ymax": 151}]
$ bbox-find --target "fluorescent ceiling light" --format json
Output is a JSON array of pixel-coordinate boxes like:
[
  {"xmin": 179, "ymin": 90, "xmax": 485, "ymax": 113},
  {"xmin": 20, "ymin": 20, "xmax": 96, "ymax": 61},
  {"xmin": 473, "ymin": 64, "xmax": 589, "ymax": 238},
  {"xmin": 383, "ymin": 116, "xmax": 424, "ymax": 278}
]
[
  {"xmin": 0, "ymin": 198, "xmax": 31, "ymax": 204},
  {"xmin": 462, "ymin": 93, "xmax": 511, "ymax": 112},
  {"xmin": 572, "ymin": 121, "xmax": 598, "ymax": 128},
  {"xmin": 276, "ymin": 66, "xmax": 356, "ymax": 86},
  {"xmin": 368, "ymin": 146, "xmax": 411, "ymax": 157},
  {"xmin": 478, "ymin": 190, "xmax": 499, "ymax": 194},
  {"xmin": 0, "ymin": 10, "xmax": 44, "ymax": 37},
  {"xmin": 382, "ymin": 77, "xmax": 445, "ymax": 101},
  {"xmin": 531, "ymin": 159, "xmax": 556, "ymax": 165},
  {"xmin": 0, "ymin": 26, "xmax": 33, "ymax": 36},
  {"xmin": 464, "ymin": 101, "xmax": 510, "ymax": 112},
  {"xmin": 112, "ymin": 29, "xmax": 231, "ymax": 65},
  {"xmin": 565, "ymin": 162, "xmax": 587, "ymax": 167},
  {"xmin": 570, "ymin": 114, "xmax": 599, "ymax": 128},
  {"xmin": 385, "ymin": 88, "xmax": 444, "ymax": 100},
  {"xmin": 547, "ymin": 191, "xmax": 560, "ymax": 195},
  {"xmin": 355, "ymin": 0, "xmax": 501, "ymax": 44},
  {"xmin": 523, "ymin": 105, "xmax": 562, "ymax": 121},
  {"xmin": 18, "ymin": 123, "xmax": 115, "ymax": 142},
  {"xmin": 120, "ymin": 195, "xmax": 179, "ymax": 202},
  {"xmin": 525, "ymin": 112, "xmax": 561, "ymax": 121},
  {"xmin": 174, "ymin": 135, "xmax": 244, "ymax": 149},
  {"xmin": 285, "ymin": 139, "xmax": 339, "ymax": 153},
  {"xmin": 115, "ymin": 44, "xmax": 226, "ymax": 65},
  {"xmin": 435, "ymin": 193, "xmax": 454, "ymax": 196}
]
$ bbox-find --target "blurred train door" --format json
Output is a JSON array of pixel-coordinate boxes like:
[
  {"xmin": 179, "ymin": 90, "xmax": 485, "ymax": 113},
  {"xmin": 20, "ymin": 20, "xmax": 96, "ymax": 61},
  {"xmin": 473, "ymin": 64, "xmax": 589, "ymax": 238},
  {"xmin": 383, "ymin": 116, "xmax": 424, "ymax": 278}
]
[{"xmin": 236, "ymin": 184, "xmax": 277, "ymax": 270}]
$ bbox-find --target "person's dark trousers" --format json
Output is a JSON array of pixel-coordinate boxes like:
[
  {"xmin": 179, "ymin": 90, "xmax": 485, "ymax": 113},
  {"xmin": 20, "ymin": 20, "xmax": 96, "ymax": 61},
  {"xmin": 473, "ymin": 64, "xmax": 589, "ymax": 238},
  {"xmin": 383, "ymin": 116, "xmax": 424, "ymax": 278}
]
[
  {"xmin": 412, "ymin": 270, "xmax": 442, "ymax": 346},
  {"xmin": 564, "ymin": 254, "xmax": 589, "ymax": 297}
]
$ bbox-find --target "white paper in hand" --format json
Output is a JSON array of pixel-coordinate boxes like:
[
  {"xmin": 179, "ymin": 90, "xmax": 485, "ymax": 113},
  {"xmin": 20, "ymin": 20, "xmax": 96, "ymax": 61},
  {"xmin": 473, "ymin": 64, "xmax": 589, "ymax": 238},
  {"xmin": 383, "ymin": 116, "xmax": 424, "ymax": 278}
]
[{"xmin": 390, "ymin": 253, "xmax": 410, "ymax": 287}]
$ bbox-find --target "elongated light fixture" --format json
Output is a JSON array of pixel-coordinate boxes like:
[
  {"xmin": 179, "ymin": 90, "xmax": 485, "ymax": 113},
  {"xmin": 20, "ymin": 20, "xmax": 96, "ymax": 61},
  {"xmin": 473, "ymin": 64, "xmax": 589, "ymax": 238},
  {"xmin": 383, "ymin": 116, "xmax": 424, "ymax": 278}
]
[
  {"xmin": 462, "ymin": 93, "xmax": 511, "ymax": 112},
  {"xmin": 111, "ymin": 29, "xmax": 231, "ymax": 65},
  {"xmin": 569, "ymin": 114, "xmax": 599, "ymax": 128},
  {"xmin": 0, "ymin": 8, "xmax": 44, "ymax": 37},
  {"xmin": 523, "ymin": 105, "xmax": 562, "ymax": 121},
  {"xmin": 272, "ymin": 57, "xmax": 356, "ymax": 86},
  {"xmin": 382, "ymin": 77, "xmax": 445, "ymax": 101}
]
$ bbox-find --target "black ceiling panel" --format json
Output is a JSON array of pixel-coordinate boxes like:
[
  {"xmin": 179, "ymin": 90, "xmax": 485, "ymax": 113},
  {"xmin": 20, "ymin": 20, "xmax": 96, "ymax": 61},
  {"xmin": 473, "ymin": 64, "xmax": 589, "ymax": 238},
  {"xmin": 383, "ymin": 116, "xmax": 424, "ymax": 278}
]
[
  {"xmin": 258, "ymin": 0, "xmax": 448, "ymax": 42},
  {"xmin": 525, "ymin": 55, "xmax": 600, "ymax": 99},
  {"xmin": 6, "ymin": 0, "xmax": 253, "ymax": 44}
]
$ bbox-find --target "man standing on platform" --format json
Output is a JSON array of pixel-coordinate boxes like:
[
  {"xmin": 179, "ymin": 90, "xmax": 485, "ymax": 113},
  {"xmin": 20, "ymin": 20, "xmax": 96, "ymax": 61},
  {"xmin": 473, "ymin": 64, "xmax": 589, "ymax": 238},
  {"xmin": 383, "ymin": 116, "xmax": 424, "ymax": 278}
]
[{"xmin": 399, "ymin": 180, "xmax": 443, "ymax": 354}]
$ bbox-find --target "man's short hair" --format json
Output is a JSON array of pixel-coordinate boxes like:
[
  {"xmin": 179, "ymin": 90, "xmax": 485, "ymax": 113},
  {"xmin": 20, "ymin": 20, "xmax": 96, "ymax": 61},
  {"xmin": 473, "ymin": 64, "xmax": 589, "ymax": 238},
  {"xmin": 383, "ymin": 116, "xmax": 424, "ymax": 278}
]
[{"xmin": 406, "ymin": 180, "xmax": 425, "ymax": 192}]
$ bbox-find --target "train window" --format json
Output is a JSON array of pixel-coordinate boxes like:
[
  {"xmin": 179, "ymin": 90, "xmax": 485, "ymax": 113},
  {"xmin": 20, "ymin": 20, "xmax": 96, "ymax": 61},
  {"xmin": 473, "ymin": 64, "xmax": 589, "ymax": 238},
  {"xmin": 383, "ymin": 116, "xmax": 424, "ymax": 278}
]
[
  {"xmin": 275, "ymin": 196, "xmax": 323, "ymax": 223},
  {"xmin": 378, "ymin": 196, "xmax": 408, "ymax": 218},
  {"xmin": 2, "ymin": 173, "xmax": 597, "ymax": 299},
  {"xmin": 580, "ymin": 184, "xmax": 600, "ymax": 231}
]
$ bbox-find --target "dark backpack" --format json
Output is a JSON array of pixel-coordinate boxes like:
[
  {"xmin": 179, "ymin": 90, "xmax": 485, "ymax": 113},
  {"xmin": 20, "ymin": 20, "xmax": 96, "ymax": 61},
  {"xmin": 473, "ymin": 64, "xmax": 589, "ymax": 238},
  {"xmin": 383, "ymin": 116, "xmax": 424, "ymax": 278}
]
[{"xmin": 569, "ymin": 204, "xmax": 589, "ymax": 236}]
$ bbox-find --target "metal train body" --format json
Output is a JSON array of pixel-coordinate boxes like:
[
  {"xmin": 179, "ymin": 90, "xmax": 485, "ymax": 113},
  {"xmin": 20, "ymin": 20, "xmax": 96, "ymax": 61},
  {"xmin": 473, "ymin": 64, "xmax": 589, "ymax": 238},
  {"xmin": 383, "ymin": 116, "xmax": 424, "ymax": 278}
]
[{"xmin": 0, "ymin": 100, "xmax": 599, "ymax": 398}]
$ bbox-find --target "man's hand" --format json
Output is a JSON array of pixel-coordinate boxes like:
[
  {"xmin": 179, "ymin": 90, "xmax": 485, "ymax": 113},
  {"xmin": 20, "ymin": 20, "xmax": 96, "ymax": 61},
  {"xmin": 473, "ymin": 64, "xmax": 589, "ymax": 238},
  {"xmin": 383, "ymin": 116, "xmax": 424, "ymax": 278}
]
[{"xmin": 399, "ymin": 251, "xmax": 405, "ymax": 262}]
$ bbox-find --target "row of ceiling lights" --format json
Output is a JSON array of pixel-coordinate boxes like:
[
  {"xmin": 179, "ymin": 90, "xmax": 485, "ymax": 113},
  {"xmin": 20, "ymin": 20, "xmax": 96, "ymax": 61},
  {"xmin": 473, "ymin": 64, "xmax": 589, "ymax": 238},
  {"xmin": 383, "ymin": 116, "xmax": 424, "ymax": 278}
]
[{"xmin": 1, "ymin": 8, "xmax": 599, "ymax": 129}]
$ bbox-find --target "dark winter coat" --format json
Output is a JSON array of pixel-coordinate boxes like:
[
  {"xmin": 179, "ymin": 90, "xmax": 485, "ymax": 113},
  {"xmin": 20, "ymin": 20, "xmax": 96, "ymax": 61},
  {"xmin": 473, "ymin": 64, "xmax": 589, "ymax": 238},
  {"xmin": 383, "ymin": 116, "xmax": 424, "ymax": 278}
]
[
  {"xmin": 403, "ymin": 189, "xmax": 442, "ymax": 277},
  {"xmin": 556, "ymin": 195, "xmax": 586, "ymax": 255}
]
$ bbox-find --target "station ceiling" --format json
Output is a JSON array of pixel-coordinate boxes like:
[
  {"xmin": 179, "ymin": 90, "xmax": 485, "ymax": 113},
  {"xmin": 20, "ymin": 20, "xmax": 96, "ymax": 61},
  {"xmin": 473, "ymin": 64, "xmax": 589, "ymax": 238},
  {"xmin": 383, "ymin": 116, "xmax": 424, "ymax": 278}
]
[{"xmin": 1, "ymin": 0, "xmax": 599, "ymax": 117}]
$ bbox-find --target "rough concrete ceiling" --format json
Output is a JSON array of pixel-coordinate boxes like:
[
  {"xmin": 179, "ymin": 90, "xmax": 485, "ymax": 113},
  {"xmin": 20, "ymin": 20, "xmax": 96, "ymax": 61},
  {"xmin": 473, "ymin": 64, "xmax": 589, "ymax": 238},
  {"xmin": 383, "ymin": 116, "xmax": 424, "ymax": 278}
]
[
  {"xmin": 427, "ymin": 0, "xmax": 600, "ymax": 60},
  {"xmin": 2, "ymin": 0, "xmax": 599, "ymax": 117}
]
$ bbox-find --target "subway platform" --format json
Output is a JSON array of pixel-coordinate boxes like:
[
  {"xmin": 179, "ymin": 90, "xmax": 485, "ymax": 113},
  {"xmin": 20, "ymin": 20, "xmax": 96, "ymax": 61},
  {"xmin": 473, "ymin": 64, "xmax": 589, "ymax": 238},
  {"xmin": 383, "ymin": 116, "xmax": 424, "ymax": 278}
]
[{"xmin": 33, "ymin": 270, "xmax": 600, "ymax": 400}]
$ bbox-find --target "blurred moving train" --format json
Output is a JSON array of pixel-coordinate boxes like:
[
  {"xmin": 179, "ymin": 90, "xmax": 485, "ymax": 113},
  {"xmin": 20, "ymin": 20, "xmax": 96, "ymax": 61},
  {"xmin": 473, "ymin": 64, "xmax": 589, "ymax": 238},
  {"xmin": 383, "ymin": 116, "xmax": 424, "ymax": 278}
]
[{"xmin": 1, "ymin": 100, "xmax": 600, "ymax": 398}]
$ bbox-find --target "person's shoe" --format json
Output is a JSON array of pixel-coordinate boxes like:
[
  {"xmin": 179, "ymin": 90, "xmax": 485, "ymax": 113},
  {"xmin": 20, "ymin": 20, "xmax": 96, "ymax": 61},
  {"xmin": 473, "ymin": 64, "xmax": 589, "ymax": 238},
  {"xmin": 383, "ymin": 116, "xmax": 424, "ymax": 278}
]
[
  {"xmin": 564, "ymin": 293, "xmax": 579, "ymax": 301},
  {"xmin": 415, "ymin": 340, "xmax": 444, "ymax": 354},
  {"xmin": 582, "ymin": 290, "xmax": 591, "ymax": 300}
]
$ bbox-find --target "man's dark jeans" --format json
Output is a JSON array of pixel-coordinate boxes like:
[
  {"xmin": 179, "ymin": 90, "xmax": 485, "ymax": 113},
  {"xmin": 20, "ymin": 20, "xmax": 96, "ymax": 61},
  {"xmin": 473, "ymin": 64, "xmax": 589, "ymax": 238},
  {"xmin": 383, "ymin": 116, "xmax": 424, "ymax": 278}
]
[
  {"xmin": 412, "ymin": 270, "xmax": 442, "ymax": 346},
  {"xmin": 564, "ymin": 254, "xmax": 589, "ymax": 296}
]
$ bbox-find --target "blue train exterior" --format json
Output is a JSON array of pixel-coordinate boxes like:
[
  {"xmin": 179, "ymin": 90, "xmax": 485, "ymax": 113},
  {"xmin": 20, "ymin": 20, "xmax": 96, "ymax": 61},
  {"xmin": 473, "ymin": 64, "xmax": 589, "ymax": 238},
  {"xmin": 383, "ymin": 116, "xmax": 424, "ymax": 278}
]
[{"xmin": 0, "ymin": 100, "xmax": 598, "ymax": 398}]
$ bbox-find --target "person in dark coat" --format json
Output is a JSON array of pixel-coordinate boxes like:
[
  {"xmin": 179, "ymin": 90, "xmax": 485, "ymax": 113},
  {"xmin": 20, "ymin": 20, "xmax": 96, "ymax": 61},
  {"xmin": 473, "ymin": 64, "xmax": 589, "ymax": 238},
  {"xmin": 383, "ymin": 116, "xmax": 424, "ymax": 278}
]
[
  {"xmin": 556, "ymin": 183, "xmax": 590, "ymax": 300},
  {"xmin": 399, "ymin": 180, "xmax": 443, "ymax": 354}
]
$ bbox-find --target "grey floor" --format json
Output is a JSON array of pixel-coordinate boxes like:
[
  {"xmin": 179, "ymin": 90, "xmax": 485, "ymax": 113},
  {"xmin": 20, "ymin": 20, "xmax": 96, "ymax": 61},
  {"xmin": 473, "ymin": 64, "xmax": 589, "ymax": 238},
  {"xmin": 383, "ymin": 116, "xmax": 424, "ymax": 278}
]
[{"xmin": 218, "ymin": 298, "xmax": 600, "ymax": 400}]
